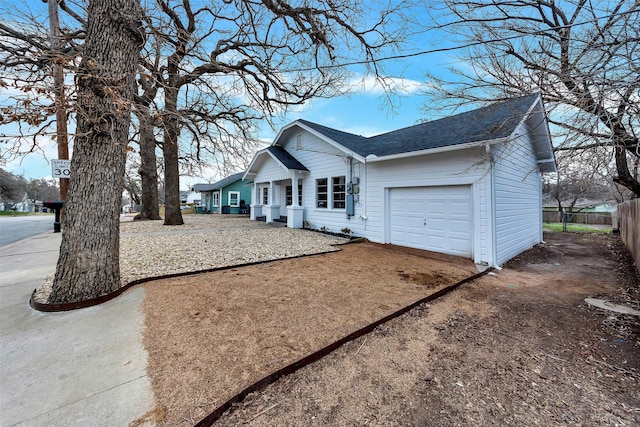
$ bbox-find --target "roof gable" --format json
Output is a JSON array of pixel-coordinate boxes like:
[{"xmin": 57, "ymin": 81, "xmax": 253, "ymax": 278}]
[
  {"xmin": 296, "ymin": 119, "xmax": 368, "ymax": 152},
  {"xmin": 283, "ymin": 94, "xmax": 543, "ymax": 159},
  {"xmin": 243, "ymin": 145, "xmax": 309, "ymax": 178},
  {"xmin": 365, "ymin": 94, "xmax": 540, "ymax": 157},
  {"xmin": 248, "ymin": 94, "xmax": 554, "ymax": 175}
]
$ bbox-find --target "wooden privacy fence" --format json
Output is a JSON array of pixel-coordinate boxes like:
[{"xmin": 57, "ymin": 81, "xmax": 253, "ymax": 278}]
[
  {"xmin": 617, "ymin": 199, "xmax": 640, "ymax": 273},
  {"xmin": 542, "ymin": 211, "xmax": 612, "ymax": 225}
]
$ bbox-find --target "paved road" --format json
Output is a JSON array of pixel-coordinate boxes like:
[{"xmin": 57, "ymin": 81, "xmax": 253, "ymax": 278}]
[{"xmin": 0, "ymin": 215, "xmax": 57, "ymax": 246}]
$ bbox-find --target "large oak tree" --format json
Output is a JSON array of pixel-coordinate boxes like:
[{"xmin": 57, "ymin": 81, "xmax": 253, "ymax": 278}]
[
  {"xmin": 425, "ymin": 0, "xmax": 640, "ymax": 197},
  {"xmin": 144, "ymin": 0, "xmax": 416, "ymax": 225},
  {"xmin": 49, "ymin": 0, "xmax": 144, "ymax": 303}
]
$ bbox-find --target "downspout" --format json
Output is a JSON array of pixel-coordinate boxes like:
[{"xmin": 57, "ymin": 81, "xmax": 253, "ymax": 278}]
[
  {"xmin": 488, "ymin": 145, "xmax": 500, "ymax": 270},
  {"xmin": 538, "ymin": 171, "xmax": 544, "ymax": 243},
  {"xmin": 362, "ymin": 157, "xmax": 368, "ymax": 232}
]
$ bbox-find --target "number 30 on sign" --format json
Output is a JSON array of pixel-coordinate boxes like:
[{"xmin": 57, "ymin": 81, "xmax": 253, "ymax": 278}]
[{"xmin": 52, "ymin": 159, "xmax": 71, "ymax": 178}]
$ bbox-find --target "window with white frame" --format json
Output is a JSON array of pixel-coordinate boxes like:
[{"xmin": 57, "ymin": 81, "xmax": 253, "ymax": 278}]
[
  {"xmin": 228, "ymin": 191, "xmax": 240, "ymax": 207},
  {"xmin": 262, "ymin": 187, "xmax": 269, "ymax": 205},
  {"xmin": 286, "ymin": 183, "xmax": 303, "ymax": 206},
  {"xmin": 316, "ymin": 178, "xmax": 328, "ymax": 208},
  {"xmin": 212, "ymin": 192, "xmax": 220, "ymax": 207},
  {"xmin": 332, "ymin": 176, "xmax": 346, "ymax": 209}
]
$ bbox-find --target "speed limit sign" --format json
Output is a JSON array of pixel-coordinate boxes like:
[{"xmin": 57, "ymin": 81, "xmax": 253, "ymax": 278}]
[{"xmin": 52, "ymin": 159, "xmax": 71, "ymax": 178}]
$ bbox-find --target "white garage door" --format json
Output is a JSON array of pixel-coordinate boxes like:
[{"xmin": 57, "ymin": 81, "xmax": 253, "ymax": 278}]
[{"xmin": 389, "ymin": 185, "xmax": 472, "ymax": 257}]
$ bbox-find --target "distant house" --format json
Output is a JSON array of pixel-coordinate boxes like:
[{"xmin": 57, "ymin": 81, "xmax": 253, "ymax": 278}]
[
  {"xmin": 180, "ymin": 190, "xmax": 201, "ymax": 205},
  {"xmin": 243, "ymin": 94, "xmax": 556, "ymax": 267},
  {"xmin": 192, "ymin": 172, "xmax": 252, "ymax": 214},
  {"xmin": 543, "ymin": 201, "xmax": 617, "ymax": 213},
  {"xmin": 1, "ymin": 192, "xmax": 33, "ymax": 212}
]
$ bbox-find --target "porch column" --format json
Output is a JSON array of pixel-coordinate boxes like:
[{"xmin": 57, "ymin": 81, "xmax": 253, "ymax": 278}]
[
  {"xmin": 250, "ymin": 183, "xmax": 259, "ymax": 220},
  {"xmin": 292, "ymin": 174, "xmax": 300, "ymax": 207},
  {"xmin": 218, "ymin": 190, "xmax": 223, "ymax": 215},
  {"xmin": 287, "ymin": 174, "xmax": 303, "ymax": 228},
  {"xmin": 266, "ymin": 180, "xmax": 280, "ymax": 223}
]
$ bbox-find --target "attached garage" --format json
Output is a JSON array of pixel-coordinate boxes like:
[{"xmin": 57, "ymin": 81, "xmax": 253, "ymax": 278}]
[
  {"xmin": 388, "ymin": 186, "xmax": 473, "ymax": 257},
  {"xmin": 245, "ymin": 94, "xmax": 556, "ymax": 267}
]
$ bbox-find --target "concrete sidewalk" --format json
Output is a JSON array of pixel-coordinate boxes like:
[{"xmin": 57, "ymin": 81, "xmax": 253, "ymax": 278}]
[{"xmin": 0, "ymin": 231, "xmax": 155, "ymax": 426}]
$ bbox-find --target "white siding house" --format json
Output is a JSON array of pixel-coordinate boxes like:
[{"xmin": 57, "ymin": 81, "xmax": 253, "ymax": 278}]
[{"xmin": 244, "ymin": 94, "xmax": 556, "ymax": 267}]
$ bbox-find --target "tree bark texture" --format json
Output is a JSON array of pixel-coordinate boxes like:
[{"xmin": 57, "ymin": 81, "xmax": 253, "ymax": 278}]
[
  {"xmin": 49, "ymin": 0, "xmax": 143, "ymax": 303},
  {"xmin": 162, "ymin": 85, "xmax": 184, "ymax": 226},
  {"xmin": 136, "ymin": 110, "xmax": 161, "ymax": 220}
]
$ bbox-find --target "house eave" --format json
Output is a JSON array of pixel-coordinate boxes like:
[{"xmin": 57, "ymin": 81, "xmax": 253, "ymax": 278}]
[
  {"xmin": 365, "ymin": 138, "xmax": 507, "ymax": 163},
  {"xmin": 243, "ymin": 147, "xmax": 308, "ymax": 179},
  {"xmin": 282, "ymin": 120, "xmax": 366, "ymax": 163}
]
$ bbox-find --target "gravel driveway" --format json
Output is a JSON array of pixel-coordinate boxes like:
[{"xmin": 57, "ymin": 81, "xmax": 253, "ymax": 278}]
[
  {"xmin": 34, "ymin": 215, "xmax": 347, "ymax": 303},
  {"xmin": 119, "ymin": 215, "xmax": 347, "ymax": 284}
]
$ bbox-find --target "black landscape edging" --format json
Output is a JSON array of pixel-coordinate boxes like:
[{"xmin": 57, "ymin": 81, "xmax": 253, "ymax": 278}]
[
  {"xmin": 29, "ymin": 248, "xmax": 343, "ymax": 312},
  {"xmin": 194, "ymin": 268, "xmax": 492, "ymax": 427}
]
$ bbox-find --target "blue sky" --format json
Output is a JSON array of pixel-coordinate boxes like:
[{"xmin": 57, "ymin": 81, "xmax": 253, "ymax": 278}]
[
  {"xmin": 3, "ymin": 75, "xmax": 438, "ymax": 189},
  {"xmin": 1, "ymin": 0, "xmax": 458, "ymax": 189}
]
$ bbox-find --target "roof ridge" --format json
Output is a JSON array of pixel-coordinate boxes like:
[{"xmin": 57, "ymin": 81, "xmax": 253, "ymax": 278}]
[
  {"xmin": 370, "ymin": 93, "xmax": 540, "ymax": 141},
  {"xmin": 288, "ymin": 94, "xmax": 540, "ymax": 158}
]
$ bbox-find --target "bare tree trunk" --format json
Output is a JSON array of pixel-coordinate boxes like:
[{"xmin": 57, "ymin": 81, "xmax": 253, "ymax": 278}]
[
  {"xmin": 136, "ymin": 110, "xmax": 161, "ymax": 220},
  {"xmin": 613, "ymin": 145, "xmax": 640, "ymax": 196},
  {"xmin": 162, "ymin": 85, "xmax": 184, "ymax": 225},
  {"xmin": 49, "ymin": 0, "xmax": 143, "ymax": 303}
]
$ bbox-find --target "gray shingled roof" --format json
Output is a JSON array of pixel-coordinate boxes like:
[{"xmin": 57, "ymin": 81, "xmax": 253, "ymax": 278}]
[
  {"xmin": 297, "ymin": 119, "xmax": 368, "ymax": 149},
  {"xmin": 192, "ymin": 172, "xmax": 245, "ymax": 192},
  {"xmin": 296, "ymin": 94, "xmax": 540, "ymax": 158},
  {"xmin": 267, "ymin": 145, "xmax": 309, "ymax": 171}
]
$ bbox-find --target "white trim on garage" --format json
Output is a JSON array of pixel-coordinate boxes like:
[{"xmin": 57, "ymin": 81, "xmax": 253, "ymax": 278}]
[{"xmin": 385, "ymin": 185, "xmax": 474, "ymax": 258}]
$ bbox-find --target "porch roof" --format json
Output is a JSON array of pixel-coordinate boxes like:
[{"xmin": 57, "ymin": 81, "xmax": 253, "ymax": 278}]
[
  {"xmin": 244, "ymin": 145, "xmax": 309, "ymax": 179},
  {"xmin": 266, "ymin": 146, "xmax": 309, "ymax": 171}
]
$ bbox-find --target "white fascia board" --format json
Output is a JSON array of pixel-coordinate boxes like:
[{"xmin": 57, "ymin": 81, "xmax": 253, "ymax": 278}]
[
  {"xmin": 365, "ymin": 138, "xmax": 508, "ymax": 163},
  {"xmin": 244, "ymin": 148, "xmax": 290, "ymax": 179},
  {"xmin": 522, "ymin": 96, "xmax": 556, "ymax": 170},
  {"xmin": 271, "ymin": 120, "xmax": 300, "ymax": 145},
  {"xmin": 278, "ymin": 120, "xmax": 366, "ymax": 163},
  {"xmin": 243, "ymin": 148, "xmax": 269, "ymax": 180}
]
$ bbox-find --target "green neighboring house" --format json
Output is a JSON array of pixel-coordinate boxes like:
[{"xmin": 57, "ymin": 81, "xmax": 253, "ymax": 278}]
[{"xmin": 192, "ymin": 172, "xmax": 252, "ymax": 214}]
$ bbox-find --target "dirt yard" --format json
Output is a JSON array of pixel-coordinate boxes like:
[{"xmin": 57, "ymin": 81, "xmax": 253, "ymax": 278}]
[{"xmin": 138, "ymin": 231, "xmax": 639, "ymax": 426}]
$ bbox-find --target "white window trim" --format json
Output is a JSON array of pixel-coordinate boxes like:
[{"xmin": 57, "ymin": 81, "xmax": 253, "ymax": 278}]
[
  {"xmin": 212, "ymin": 192, "xmax": 220, "ymax": 207},
  {"xmin": 316, "ymin": 177, "xmax": 348, "ymax": 210},
  {"xmin": 286, "ymin": 183, "xmax": 303, "ymax": 206},
  {"xmin": 228, "ymin": 191, "xmax": 240, "ymax": 207},
  {"xmin": 332, "ymin": 176, "xmax": 346, "ymax": 210},
  {"xmin": 316, "ymin": 178, "xmax": 328, "ymax": 209}
]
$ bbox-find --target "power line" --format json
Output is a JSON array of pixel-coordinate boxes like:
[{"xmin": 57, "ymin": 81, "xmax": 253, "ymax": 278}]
[{"xmin": 281, "ymin": 8, "xmax": 638, "ymax": 73}]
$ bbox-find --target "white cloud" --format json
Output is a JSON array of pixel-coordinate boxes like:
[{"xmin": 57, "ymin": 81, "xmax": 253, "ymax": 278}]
[{"xmin": 346, "ymin": 75, "xmax": 430, "ymax": 96}]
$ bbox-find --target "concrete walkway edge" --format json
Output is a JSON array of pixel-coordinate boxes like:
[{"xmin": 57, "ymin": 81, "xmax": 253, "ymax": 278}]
[{"xmin": 0, "ymin": 231, "xmax": 156, "ymax": 427}]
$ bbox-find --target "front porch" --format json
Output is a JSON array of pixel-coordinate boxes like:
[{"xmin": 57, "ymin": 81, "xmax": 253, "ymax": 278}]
[{"xmin": 250, "ymin": 174, "xmax": 305, "ymax": 229}]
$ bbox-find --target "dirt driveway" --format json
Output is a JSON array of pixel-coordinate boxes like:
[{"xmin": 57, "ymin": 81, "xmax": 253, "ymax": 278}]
[{"xmin": 138, "ymin": 231, "xmax": 639, "ymax": 426}]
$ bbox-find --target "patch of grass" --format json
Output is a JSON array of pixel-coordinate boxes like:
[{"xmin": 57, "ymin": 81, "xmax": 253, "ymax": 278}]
[{"xmin": 543, "ymin": 222, "xmax": 612, "ymax": 233}]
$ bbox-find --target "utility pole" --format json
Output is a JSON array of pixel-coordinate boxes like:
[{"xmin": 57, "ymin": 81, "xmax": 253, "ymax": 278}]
[{"xmin": 47, "ymin": 0, "xmax": 69, "ymax": 203}]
